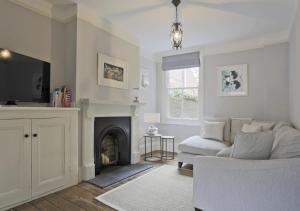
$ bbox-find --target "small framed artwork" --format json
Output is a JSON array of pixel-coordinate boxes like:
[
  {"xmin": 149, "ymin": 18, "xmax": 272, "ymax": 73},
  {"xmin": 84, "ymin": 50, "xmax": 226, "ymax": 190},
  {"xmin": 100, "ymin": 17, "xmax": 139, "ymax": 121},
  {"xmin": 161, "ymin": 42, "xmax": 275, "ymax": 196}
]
[
  {"xmin": 141, "ymin": 69, "xmax": 150, "ymax": 88},
  {"xmin": 217, "ymin": 64, "xmax": 248, "ymax": 96},
  {"xmin": 98, "ymin": 53, "xmax": 128, "ymax": 89}
]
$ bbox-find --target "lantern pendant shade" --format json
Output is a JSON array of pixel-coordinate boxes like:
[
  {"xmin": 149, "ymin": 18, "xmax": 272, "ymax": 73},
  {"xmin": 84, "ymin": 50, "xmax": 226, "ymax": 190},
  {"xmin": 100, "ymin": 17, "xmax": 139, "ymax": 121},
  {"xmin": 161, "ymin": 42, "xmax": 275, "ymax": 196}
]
[
  {"xmin": 171, "ymin": 0, "xmax": 183, "ymax": 50},
  {"xmin": 171, "ymin": 22, "xmax": 183, "ymax": 50}
]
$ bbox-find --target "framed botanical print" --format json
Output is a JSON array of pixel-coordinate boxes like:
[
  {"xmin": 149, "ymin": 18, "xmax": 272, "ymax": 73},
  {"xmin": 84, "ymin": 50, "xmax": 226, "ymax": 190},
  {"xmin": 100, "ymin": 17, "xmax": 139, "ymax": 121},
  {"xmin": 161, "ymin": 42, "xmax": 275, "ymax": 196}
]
[
  {"xmin": 217, "ymin": 64, "xmax": 248, "ymax": 96},
  {"xmin": 98, "ymin": 53, "xmax": 128, "ymax": 89}
]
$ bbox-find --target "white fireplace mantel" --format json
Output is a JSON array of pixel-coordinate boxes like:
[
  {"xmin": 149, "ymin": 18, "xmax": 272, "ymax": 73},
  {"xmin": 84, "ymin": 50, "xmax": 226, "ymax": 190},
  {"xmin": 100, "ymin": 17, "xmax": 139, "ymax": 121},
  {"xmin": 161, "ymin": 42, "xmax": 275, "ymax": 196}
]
[{"xmin": 80, "ymin": 98, "xmax": 142, "ymax": 181}]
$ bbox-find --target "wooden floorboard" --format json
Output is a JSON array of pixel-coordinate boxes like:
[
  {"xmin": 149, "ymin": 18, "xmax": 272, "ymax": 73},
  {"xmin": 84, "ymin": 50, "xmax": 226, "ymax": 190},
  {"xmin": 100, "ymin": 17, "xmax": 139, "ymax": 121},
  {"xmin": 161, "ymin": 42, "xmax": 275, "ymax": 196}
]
[
  {"xmin": 45, "ymin": 193, "xmax": 84, "ymax": 211},
  {"xmin": 30, "ymin": 198, "xmax": 61, "ymax": 211},
  {"xmin": 13, "ymin": 152, "xmax": 179, "ymax": 211},
  {"xmin": 14, "ymin": 203, "xmax": 40, "ymax": 211}
]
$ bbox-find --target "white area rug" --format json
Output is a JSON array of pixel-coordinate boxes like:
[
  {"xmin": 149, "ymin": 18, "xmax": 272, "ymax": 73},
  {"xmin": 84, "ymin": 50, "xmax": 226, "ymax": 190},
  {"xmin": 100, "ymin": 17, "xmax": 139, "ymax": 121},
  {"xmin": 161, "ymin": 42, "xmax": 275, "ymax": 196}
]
[{"xmin": 96, "ymin": 165, "xmax": 193, "ymax": 211}]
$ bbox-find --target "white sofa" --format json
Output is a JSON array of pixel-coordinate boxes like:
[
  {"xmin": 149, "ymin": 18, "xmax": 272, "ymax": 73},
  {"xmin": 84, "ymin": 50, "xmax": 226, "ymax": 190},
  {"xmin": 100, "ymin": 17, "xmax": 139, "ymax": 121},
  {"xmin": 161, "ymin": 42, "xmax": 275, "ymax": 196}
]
[
  {"xmin": 193, "ymin": 157, "xmax": 300, "ymax": 211},
  {"xmin": 177, "ymin": 118, "xmax": 300, "ymax": 211},
  {"xmin": 178, "ymin": 117, "xmax": 251, "ymax": 168}
]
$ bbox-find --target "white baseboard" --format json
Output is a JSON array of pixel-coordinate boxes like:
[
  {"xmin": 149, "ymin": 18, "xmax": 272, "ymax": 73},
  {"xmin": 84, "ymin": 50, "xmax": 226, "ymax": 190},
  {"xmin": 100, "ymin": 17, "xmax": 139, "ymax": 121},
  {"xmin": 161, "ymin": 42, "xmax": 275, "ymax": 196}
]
[
  {"xmin": 131, "ymin": 152, "xmax": 141, "ymax": 164},
  {"xmin": 82, "ymin": 163, "xmax": 95, "ymax": 181}
]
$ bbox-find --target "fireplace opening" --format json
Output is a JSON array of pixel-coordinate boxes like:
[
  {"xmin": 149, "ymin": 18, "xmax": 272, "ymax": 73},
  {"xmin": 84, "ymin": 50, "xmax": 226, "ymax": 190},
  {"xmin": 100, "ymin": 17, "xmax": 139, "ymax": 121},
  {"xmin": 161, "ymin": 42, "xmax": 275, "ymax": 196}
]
[
  {"xmin": 94, "ymin": 117, "xmax": 131, "ymax": 175},
  {"xmin": 101, "ymin": 134, "xmax": 119, "ymax": 166}
]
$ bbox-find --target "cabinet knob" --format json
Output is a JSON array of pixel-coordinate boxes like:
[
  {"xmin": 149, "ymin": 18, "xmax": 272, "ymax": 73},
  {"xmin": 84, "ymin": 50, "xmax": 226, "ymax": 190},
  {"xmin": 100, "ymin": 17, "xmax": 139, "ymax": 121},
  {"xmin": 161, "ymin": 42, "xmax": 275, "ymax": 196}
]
[
  {"xmin": 33, "ymin": 134, "xmax": 38, "ymax": 137},
  {"xmin": 24, "ymin": 134, "xmax": 29, "ymax": 138}
]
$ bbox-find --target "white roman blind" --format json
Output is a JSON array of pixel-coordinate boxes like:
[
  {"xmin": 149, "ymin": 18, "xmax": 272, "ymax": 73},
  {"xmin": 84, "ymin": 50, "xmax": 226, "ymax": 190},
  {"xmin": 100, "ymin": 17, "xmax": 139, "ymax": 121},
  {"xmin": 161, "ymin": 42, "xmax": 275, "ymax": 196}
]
[{"xmin": 162, "ymin": 52, "xmax": 200, "ymax": 71}]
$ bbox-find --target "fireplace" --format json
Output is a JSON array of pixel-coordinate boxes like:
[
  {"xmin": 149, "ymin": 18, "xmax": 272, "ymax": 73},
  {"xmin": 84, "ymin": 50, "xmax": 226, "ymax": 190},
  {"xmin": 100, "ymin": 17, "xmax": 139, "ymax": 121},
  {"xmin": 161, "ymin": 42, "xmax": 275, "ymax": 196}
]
[{"xmin": 94, "ymin": 117, "xmax": 131, "ymax": 175}]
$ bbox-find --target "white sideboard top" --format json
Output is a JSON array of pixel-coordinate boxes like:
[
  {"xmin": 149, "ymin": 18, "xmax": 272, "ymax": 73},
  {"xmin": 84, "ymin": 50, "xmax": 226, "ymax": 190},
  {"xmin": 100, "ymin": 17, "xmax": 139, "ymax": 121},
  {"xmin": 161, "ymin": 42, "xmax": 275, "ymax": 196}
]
[{"xmin": 0, "ymin": 106, "xmax": 80, "ymax": 112}]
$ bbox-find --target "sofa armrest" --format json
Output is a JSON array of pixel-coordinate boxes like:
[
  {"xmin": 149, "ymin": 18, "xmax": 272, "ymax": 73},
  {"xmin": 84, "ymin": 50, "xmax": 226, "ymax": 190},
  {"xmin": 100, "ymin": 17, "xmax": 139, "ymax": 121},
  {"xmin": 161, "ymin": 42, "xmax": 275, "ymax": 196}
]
[{"xmin": 193, "ymin": 156, "xmax": 300, "ymax": 211}]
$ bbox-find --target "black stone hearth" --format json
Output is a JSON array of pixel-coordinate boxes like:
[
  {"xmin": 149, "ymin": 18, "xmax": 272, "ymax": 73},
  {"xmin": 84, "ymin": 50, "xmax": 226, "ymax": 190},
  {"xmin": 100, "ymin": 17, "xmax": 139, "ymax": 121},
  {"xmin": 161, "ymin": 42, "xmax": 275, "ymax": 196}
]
[{"xmin": 94, "ymin": 117, "xmax": 131, "ymax": 175}]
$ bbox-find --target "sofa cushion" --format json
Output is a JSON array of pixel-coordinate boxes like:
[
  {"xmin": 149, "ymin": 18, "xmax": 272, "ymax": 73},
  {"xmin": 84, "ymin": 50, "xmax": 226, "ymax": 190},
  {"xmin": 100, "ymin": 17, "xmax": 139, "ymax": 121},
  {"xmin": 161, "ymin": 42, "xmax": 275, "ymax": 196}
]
[
  {"xmin": 251, "ymin": 120, "xmax": 275, "ymax": 131},
  {"xmin": 230, "ymin": 118, "xmax": 252, "ymax": 143},
  {"xmin": 273, "ymin": 121, "xmax": 293, "ymax": 132},
  {"xmin": 241, "ymin": 123, "xmax": 262, "ymax": 133},
  {"xmin": 231, "ymin": 131, "xmax": 274, "ymax": 160},
  {"xmin": 216, "ymin": 146, "xmax": 233, "ymax": 157},
  {"xmin": 205, "ymin": 117, "xmax": 231, "ymax": 142},
  {"xmin": 271, "ymin": 126, "xmax": 300, "ymax": 159},
  {"xmin": 201, "ymin": 121, "xmax": 225, "ymax": 142},
  {"xmin": 178, "ymin": 136, "xmax": 229, "ymax": 156}
]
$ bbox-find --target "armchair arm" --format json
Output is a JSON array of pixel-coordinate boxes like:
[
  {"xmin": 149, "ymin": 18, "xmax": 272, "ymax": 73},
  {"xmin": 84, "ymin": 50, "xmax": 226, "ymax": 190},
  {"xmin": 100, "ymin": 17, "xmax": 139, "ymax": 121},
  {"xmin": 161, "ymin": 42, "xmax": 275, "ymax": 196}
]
[{"xmin": 193, "ymin": 156, "xmax": 300, "ymax": 211}]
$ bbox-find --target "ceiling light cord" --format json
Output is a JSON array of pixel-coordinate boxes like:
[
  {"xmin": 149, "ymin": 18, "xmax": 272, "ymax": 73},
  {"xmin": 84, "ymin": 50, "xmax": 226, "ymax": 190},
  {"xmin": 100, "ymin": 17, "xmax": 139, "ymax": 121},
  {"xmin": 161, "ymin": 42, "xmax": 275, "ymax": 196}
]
[{"xmin": 176, "ymin": 6, "xmax": 178, "ymax": 22}]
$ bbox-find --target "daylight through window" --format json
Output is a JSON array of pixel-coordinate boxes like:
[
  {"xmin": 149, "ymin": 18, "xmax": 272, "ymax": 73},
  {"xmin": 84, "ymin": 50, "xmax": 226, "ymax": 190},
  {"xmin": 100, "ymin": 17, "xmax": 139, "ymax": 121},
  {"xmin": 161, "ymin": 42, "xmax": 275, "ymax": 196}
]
[{"xmin": 166, "ymin": 67, "xmax": 199, "ymax": 120}]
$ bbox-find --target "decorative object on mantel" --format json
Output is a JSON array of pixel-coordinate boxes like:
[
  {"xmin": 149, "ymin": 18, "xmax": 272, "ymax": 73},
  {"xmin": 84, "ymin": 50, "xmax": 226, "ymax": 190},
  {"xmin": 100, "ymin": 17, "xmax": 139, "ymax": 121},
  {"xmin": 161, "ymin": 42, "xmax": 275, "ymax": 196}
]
[
  {"xmin": 144, "ymin": 113, "xmax": 161, "ymax": 135},
  {"xmin": 50, "ymin": 86, "xmax": 72, "ymax": 107},
  {"xmin": 133, "ymin": 96, "xmax": 139, "ymax": 103},
  {"xmin": 141, "ymin": 71, "xmax": 150, "ymax": 88},
  {"xmin": 133, "ymin": 87, "xmax": 140, "ymax": 103},
  {"xmin": 98, "ymin": 53, "xmax": 128, "ymax": 89},
  {"xmin": 217, "ymin": 64, "xmax": 248, "ymax": 97},
  {"xmin": 170, "ymin": 0, "xmax": 183, "ymax": 50}
]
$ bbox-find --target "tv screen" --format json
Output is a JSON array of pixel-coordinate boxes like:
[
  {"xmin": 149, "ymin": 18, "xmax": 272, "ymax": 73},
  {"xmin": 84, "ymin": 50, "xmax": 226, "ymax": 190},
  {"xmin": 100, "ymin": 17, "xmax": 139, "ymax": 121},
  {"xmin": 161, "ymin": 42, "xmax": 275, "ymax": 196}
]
[{"xmin": 0, "ymin": 49, "xmax": 50, "ymax": 104}]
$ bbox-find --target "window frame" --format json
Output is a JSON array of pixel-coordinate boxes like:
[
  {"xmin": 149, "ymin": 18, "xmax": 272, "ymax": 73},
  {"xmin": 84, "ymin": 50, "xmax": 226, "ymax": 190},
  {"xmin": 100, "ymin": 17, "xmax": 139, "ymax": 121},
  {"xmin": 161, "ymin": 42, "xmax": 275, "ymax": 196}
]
[
  {"xmin": 166, "ymin": 69, "xmax": 200, "ymax": 120},
  {"xmin": 160, "ymin": 54, "xmax": 204, "ymax": 126}
]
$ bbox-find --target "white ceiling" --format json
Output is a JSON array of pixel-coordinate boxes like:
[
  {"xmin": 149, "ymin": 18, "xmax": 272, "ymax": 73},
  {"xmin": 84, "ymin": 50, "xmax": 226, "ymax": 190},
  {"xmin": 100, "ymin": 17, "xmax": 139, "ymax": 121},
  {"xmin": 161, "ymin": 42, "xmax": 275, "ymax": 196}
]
[{"xmin": 56, "ymin": 0, "xmax": 297, "ymax": 55}]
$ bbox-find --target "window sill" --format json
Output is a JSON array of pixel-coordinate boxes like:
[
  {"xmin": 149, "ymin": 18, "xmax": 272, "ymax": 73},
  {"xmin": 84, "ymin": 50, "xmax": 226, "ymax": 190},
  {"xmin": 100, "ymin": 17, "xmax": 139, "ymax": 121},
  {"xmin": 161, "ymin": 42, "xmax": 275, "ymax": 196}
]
[{"xmin": 160, "ymin": 118, "xmax": 202, "ymax": 126}]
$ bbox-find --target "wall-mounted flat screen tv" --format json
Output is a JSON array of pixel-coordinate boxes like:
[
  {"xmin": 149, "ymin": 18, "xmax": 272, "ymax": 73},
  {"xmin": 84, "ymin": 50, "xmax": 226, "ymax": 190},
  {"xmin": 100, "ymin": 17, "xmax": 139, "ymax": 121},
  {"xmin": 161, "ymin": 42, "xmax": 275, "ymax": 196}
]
[{"xmin": 0, "ymin": 49, "xmax": 50, "ymax": 105}]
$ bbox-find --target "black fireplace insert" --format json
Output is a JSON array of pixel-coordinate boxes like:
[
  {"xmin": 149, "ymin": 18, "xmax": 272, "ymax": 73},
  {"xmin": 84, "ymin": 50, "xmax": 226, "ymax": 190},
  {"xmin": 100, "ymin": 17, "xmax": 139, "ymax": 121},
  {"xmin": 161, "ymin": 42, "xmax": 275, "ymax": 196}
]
[{"xmin": 94, "ymin": 117, "xmax": 131, "ymax": 175}]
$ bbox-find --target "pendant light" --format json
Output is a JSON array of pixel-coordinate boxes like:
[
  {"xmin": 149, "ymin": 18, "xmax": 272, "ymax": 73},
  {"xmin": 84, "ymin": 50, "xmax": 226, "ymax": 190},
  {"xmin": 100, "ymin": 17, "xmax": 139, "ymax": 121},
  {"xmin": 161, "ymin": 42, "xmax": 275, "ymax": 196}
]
[{"xmin": 171, "ymin": 0, "xmax": 183, "ymax": 50}]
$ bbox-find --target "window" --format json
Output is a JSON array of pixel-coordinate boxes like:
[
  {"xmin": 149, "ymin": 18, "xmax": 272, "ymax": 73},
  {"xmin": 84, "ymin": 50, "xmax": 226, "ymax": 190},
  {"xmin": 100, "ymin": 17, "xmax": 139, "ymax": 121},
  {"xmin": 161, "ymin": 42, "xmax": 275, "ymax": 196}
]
[{"xmin": 165, "ymin": 67, "xmax": 200, "ymax": 120}]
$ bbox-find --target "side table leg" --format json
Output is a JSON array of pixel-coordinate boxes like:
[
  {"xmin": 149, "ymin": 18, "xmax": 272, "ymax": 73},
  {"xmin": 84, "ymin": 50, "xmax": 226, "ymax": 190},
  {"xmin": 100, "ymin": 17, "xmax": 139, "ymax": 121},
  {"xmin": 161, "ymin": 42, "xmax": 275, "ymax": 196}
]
[
  {"xmin": 144, "ymin": 136, "xmax": 146, "ymax": 161},
  {"xmin": 160, "ymin": 137, "xmax": 163, "ymax": 160},
  {"xmin": 173, "ymin": 138, "xmax": 175, "ymax": 159},
  {"xmin": 165, "ymin": 138, "xmax": 168, "ymax": 160},
  {"xmin": 150, "ymin": 137, "xmax": 153, "ymax": 157}
]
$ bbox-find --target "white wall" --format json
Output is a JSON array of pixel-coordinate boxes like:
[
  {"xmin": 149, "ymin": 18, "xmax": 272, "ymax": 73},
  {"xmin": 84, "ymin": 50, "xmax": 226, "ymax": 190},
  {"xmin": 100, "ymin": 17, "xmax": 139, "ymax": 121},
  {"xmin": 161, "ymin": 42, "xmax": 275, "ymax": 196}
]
[
  {"xmin": 0, "ymin": 0, "xmax": 66, "ymax": 90},
  {"xmin": 75, "ymin": 18, "xmax": 140, "ymax": 104},
  {"xmin": 289, "ymin": 2, "xmax": 300, "ymax": 129},
  {"xmin": 139, "ymin": 56, "xmax": 157, "ymax": 153},
  {"xmin": 157, "ymin": 43, "xmax": 290, "ymax": 148}
]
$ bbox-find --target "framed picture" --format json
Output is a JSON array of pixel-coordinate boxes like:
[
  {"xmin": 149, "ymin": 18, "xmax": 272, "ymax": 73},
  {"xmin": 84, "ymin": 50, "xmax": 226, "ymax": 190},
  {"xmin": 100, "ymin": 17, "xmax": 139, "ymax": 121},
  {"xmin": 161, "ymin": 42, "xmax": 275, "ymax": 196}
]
[
  {"xmin": 217, "ymin": 64, "xmax": 248, "ymax": 96},
  {"xmin": 98, "ymin": 53, "xmax": 128, "ymax": 89}
]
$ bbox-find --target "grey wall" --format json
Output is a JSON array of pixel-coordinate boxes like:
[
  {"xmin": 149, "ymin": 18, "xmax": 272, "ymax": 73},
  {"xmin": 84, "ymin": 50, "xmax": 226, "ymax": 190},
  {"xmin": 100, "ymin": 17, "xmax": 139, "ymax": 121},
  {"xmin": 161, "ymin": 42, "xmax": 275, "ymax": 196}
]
[
  {"xmin": 0, "ymin": 0, "xmax": 66, "ymax": 90},
  {"xmin": 65, "ymin": 18, "xmax": 77, "ymax": 101},
  {"xmin": 75, "ymin": 19, "xmax": 140, "ymax": 103},
  {"xmin": 157, "ymin": 43, "xmax": 290, "ymax": 149},
  {"xmin": 289, "ymin": 2, "xmax": 300, "ymax": 129},
  {"xmin": 205, "ymin": 43, "xmax": 289, "ymax": 121}
]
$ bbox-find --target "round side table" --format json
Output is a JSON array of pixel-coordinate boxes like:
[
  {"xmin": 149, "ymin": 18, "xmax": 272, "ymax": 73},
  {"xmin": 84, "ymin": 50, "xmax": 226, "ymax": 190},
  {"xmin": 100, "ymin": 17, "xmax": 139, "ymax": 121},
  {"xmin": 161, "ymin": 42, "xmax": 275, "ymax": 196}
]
[
  {"xmin": 144, "ymin": 134, "xmax": 162, "ymax": 161},
  {"xmin": 161, "ymin": 136, "xmax": 175, "ymax": 160}
]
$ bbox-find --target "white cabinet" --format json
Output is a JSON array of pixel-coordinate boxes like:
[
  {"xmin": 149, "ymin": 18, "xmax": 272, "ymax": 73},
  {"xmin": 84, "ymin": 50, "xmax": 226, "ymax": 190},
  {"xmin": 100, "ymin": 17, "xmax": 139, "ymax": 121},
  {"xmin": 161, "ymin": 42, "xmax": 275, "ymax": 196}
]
[
  {"xmin": 0, "ymin": 119, "xmax": 31, "ymax": 209},
  {"xmin": 31, "ymin": 118, "xmax": 70, "ymax": 197},
  {"xmin": 0, "ymin": 108, "xmax": 79, "ymax": 210}
]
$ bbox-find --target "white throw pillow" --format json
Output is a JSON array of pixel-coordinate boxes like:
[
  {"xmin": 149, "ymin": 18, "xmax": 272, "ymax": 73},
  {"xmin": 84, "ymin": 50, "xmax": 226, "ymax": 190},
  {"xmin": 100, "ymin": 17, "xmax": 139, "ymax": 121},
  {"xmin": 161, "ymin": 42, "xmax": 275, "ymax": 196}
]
[
  {"xmin": 201, "ymin": 121, "xmax": 225, "ymax": 142},
  {"xmin": 205, "ymin": 117, "xmax": 231, "ymax": 142},
  {"xmin": 251, "ymin": 120, "xmax": 275, "ymax": 131},
  {"xmin": 271, "ymin": 126, "xmax": 300, "ymax": 159},
  {"xmin": 216, "ymin": 146, "xmax": 233, "ymax": 157},
  {"xmin": 273, "ymin": 121, "xmax": 293, "ymax": 132},
  {"xmin": 230, "ymin": 118, "xmax": 252, "ymax": 143},
  {"xmin": 231, "ymin": 131, "xmax": 274, "ymax": 160},
  {"xmin": 241, "ymin": 123, "xmax": 262, "ymax": 133}
]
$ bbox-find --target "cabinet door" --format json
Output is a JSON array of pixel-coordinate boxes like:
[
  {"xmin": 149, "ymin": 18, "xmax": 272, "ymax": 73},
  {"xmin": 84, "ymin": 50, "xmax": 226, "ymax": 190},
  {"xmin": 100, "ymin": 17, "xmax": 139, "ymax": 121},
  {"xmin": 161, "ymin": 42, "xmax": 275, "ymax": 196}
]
[
  {"xmin": 31, "ymin": 118, "xmax": 70, "ymax": 197},
  {"xmin": 0, "ymin": 119, "xmax": 31, "ymax": 209}
]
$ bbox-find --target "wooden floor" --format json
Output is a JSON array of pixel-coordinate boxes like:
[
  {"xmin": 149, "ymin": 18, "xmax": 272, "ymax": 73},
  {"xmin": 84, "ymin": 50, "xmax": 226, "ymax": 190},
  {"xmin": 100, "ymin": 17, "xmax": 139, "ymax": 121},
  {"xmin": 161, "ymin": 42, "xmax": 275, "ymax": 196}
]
[{"xmin": 10, "ymin": 152, "xmax": 181, "ymax": 211}]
